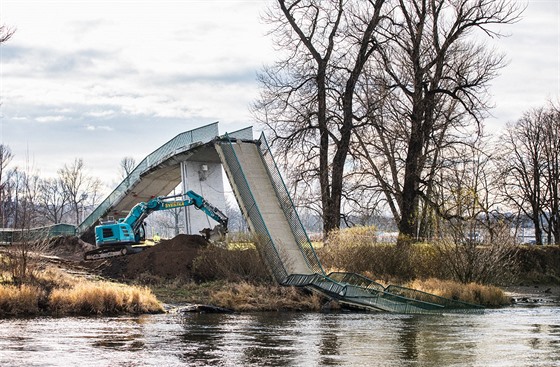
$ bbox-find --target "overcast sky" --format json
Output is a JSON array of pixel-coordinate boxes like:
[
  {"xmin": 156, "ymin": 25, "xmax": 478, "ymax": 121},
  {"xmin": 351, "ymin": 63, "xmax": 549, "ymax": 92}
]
[{"xmin": 1, "ymin": 0, "xmax": 559, "ymax": 190}]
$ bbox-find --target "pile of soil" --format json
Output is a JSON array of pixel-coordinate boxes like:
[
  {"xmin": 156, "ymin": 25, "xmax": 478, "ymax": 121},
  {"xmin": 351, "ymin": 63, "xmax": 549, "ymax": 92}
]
[
  {"xmin": 48, "ymin": 236, "xmax": 96, "ymax": 262},
  {"xmin": 85, "ymin": 234, "xmax": 210, "ymax": 281}
]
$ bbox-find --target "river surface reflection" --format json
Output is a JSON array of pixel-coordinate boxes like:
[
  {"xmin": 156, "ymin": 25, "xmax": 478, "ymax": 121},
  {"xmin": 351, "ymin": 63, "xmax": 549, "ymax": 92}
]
[{"xmin": 0, "ymin": 305, "xmax": 558, "ymax": 366}]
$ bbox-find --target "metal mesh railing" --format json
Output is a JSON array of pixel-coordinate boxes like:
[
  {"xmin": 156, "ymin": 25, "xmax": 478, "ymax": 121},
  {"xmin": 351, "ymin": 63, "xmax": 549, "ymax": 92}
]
[
  {"xmin": 225, "ymin": 126, "xmax": 254, "ymax": 140},
  {"xmin": 327, "ymin": 271, "xmax": 482, "ymax": 312},
  {"xmin": 384, "ymin": 285, "xmax": 484, "ymax": 310},
  {"xmin": 284, "ymin": 273, "xmax": 346, "ymax": 295},
  {"xmin": 77, "ymin": 122, "xmax": 220, "ymax": 234},
  {"xmin": 284, "ymin": 273, "xmax": 445, "ymax": 313},
  {"xmin": 217, "ymin": 135, "xmax": 289, "ymax": 283},
  {"xmin": 327, "ymin": 272, "xmax": 385, "ymax": 292},
  {"xmin": 0, "ymin": 224, "xmax": 77, "ymax": 243},
  {"xmin": 257, "ymin": 133, "xmax": 324, "ymax": 275}
]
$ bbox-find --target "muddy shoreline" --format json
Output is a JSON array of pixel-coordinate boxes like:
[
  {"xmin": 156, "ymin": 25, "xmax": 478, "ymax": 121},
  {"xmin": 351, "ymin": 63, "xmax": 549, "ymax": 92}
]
[{"xmin": 503, "ymin": 285, "xmax": 560, "ymax": 306}]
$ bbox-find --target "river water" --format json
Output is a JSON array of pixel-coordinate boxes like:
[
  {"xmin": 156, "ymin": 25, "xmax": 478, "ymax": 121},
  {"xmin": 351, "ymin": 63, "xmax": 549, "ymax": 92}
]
[{"xmin": 0, "ymin": 305, "xmax": 558, "ymax": 367}]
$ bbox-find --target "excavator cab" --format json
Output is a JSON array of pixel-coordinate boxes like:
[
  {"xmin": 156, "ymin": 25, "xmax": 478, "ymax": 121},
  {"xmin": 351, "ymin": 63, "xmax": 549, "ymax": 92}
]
[{"xmin": 95, "ymin": 221, "xmax": 146, "ymax": 247}]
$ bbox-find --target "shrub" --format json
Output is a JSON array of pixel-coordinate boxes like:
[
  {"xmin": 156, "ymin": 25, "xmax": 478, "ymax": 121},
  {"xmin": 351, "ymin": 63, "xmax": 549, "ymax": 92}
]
[
  {"xmin": 318, "ymin": 233, "xmax": 445, "ymax": 283},
  {"xmin": 2, "ymin": 235, "xmax": 52, "ymax": 284},
  {"xmin": 515, "ymin": 245, "xmax": 560, "ymax": 283},
  {"xmin": 192, "ymin": 246, "xmax": 271, "ymax": 283},
  {"xmin": 434, "ymin": 236, "xmax": 519, "ymax": 285},
  {"xmin": 318, "ymin": 226, "xmax": 521, "ymax": 285}
]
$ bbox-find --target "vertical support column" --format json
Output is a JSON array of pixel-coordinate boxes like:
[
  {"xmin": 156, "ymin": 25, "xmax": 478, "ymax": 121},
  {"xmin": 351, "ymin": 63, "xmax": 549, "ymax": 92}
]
[
  {"xmin": 180, "ymin": 160, "xmax": 191, "ymax": 234},
  {"xmin": 180, "ymin": 159, "xmax": 227, "ymax": 235}
]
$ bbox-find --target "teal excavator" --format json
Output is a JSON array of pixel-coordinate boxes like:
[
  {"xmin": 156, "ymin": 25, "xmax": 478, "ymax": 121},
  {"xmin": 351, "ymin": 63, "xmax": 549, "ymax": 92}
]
[{"xmin": 84, "ymin": 190, "xmax": 228, "ymax": 260}]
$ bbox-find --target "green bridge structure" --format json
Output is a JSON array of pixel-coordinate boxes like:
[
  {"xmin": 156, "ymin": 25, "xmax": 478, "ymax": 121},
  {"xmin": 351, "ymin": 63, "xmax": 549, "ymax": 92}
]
[{"xmin": 72, "ymin": 123, "xmax": 486, "ymax": 313}]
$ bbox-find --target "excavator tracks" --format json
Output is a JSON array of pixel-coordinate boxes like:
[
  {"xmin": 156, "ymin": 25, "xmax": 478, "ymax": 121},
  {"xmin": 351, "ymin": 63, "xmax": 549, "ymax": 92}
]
[{"xmin": 83, "ymin": 244, "xmax": 145, "ymax": 261}]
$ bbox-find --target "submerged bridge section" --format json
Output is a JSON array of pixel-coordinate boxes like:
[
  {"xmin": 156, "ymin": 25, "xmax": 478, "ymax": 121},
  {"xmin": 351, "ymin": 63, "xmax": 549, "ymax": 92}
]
[{"xmin": 80, "ymin": 123, "xmax": 482, "ymax": 314}]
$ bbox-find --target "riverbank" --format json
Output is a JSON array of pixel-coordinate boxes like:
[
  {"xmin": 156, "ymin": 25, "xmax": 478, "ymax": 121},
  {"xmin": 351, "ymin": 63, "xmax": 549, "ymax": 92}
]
[
  {"xmin": 2, "ymin": 257, "xmax": 558, "ymax": 317},
  {"xmin": 0, "ymin": 264, "xmax": 164, "ymax": 317},
  {"xmin": 2, "ymin": 234, "xmax": 559, "ymax": 317},
  {"xmin": 503, "ymin": 284, "xmax": 560, "ymax": 305}
]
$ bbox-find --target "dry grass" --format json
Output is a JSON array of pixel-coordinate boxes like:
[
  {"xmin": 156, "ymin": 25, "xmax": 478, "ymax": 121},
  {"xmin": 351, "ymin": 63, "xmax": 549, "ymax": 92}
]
[
  {"xmin": 0, "ymin": 284, "xmax": 42, "ymax": 316},
  {"xmin": 209, "ymin": 281, "xmax": 322, "ymax": 312},
  {"xmin": 0, "ymin": 266, "xmax": 163, "ymax": 317},
  {"xmin": 49, "ymin": 281, "xmax": 163, "ymax": 315},
  {"xmin": 149, "ymin": 279, "xmax": 323, "ymax": 312},
  {"xmin": 406, "ymin": 278, "xmax": 511, "ymax": 307}
]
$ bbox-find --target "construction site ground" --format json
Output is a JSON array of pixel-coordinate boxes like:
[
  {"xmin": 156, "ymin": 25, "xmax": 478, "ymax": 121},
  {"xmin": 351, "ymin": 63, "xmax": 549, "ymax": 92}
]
[
  {"xmin": 47, "ymin": 234, "xmax": 213, "ymax": 282},
  {"xmin": 36, "ymin": 235, "xmax": 325, "ymax": 312}
]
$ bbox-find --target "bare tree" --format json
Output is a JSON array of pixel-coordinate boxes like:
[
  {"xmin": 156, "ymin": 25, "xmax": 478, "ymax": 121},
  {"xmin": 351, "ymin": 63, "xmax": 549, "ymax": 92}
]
[
  {"xmin": 254, "ymin": 0, "xmax": 387, "ymax": 236},
  {"xmin": 58, "ymin": 158, "xmax": 100, "ymax": 225},
  {"xmin": 352, "ymin": 0, "xmax": 522, "ymax": 244},
  {"xmin": 501, "ymin": 103, "xmax": 560, "ymax": 245},
  {"xmin": 119, "ymin": 156, "xmax": 136, "ymax": 181},
  {"xmin": 3, "ymin": 157, "xmax": 49, "ymax": 283},
  {"xmin": 0, "ymin": 27, "xmax": 15, "ymax": 228},
  {"xmin": 0, "ymin": 23, "xmax": 15, "ymax": 43},
  {"xmin": 147, "ymin": 209, "xmax": 183, "ymax": 238},
  {"xmin": 434, "ymin": 131, "xmax": 508, "ymax": 242},
  {"xmin": 0, "ymin": 144, "xmax": 14, "ymax": 227},
  {"xmin": 38, "ymin": 177, "xmax": 69, "ymax": 224},
  {"xmin": 542, "ymin": 102, "xmax": 560, "ymax": 245},
  {"xmin": 224, "ymin": 199, "xmax": 247, "ymax": 233}
]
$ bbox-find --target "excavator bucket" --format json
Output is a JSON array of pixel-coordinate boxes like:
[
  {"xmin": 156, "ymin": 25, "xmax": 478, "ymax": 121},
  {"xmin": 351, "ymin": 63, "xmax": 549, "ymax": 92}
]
[{"xmin": 200, "ymin": 224, "xmax": 227, "ymax": 246}]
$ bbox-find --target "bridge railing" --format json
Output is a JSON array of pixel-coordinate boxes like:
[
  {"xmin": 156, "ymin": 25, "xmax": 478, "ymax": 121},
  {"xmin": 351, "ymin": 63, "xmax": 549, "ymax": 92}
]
[
  {"xmin": 217, "ymin": 134, "xmax": 289, "ymax": 283},
  {"xmin": 77, "ymin": 122, "xmax": 220, "ymax": 234},
  {"xmin": 257, "ymin": 133, "xmax": 324, "ymax": 275}
]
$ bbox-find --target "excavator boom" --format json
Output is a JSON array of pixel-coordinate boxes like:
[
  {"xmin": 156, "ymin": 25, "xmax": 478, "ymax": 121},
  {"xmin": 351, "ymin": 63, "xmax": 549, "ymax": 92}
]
[{"xmin": 84, "ymin": 190, "xmax": 228, "ymax": 260}]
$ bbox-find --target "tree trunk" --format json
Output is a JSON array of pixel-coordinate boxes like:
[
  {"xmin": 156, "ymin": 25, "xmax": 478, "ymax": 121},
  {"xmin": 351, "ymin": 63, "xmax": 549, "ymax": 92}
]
[{"xmin": 397, "ymin": 99, "xmax": 425, "ymax": 245}]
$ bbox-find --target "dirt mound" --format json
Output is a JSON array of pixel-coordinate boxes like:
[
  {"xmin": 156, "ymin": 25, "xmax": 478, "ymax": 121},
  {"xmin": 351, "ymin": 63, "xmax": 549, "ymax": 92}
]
[
  {"xmin": 48, "ymin": 236, "xmax": 96, "ymax": 261},
  {"xmin": 88, "ymin": 234, "xmax": 209, "ymax": 281}
]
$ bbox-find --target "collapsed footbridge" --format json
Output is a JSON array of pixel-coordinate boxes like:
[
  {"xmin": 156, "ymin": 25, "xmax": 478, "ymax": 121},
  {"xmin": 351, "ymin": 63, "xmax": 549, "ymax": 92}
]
[{"xmin": 80, "ymin": 123, "xmax": 482, "ymax": 314}]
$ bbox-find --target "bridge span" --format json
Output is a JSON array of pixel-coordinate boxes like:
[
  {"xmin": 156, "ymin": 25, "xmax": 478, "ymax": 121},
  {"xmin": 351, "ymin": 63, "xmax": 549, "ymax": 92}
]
[{"xmin": 79, "ymin": 122, "xmax": 482, "ymax": 314}]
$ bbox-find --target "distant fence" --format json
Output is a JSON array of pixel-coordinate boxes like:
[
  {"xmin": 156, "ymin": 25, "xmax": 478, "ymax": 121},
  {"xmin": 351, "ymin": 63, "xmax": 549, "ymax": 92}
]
[{"xmin": 0, "ymin": 224, "xmax": 76, "ymax": 244}]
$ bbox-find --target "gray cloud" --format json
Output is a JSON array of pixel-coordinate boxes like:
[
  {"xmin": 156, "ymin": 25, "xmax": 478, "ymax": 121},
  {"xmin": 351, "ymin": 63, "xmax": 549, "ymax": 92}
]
[
  {"xmin": 152, "ymin": 68, "xmax": 257, "ymax": 87},
  {"xmin": 1, "ymin": 44, "xmax": 112, "ymax": 77}
]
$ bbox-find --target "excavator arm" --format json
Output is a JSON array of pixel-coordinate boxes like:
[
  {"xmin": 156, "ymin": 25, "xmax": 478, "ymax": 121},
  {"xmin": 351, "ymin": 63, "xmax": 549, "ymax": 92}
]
[
  {"xmin": 118, "ymin": 191, "xmax": 228, "ymax": 233},
  {"xmin": 185, "ymin": 191, "xmax": 229, "ymax": 229},
  {"xmin": 85, "ymin": 190, "xmax": 228, "ymax": 260}
]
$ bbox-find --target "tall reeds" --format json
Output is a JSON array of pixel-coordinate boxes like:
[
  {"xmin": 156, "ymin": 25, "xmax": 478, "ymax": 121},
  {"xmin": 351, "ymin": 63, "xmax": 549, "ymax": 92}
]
[
  {"xmin": 48, "ymin": 281, "xmax": 163, "ymax": 315},
  {"xmin": 406, "ymin": 278, "xmax": 511, "ymax": 307},
  {"xmin": 0, "ymin": 266, "xmax": 163, "ymax": 317},
  {"xmin": 0, "ymin": 284, "xmax": 42, "ymax": 316}
]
